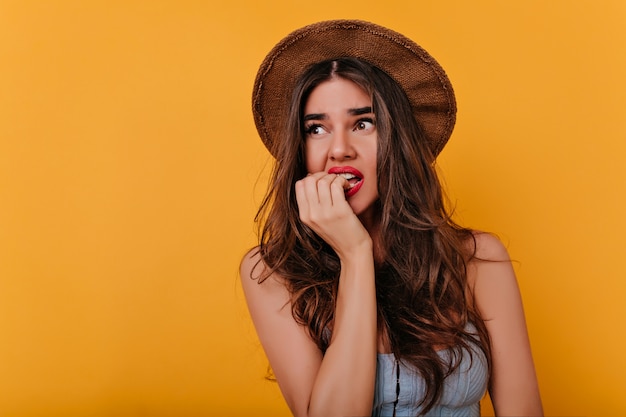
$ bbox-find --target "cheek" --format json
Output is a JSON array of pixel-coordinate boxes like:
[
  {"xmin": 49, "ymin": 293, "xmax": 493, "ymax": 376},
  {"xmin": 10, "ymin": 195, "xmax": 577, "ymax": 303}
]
[{"xmin": 304, "ymin": 143, "xmax": 326, "ymax": 172}]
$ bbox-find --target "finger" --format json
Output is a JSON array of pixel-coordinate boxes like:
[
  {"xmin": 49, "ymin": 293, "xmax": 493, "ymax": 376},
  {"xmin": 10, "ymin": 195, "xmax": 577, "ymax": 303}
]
[
  {"xmin": 330, "ymin": 175, "xmax": 349, "ymax": 205},
  {"xmin": 316, "ymin": 174, "xmax": 337, "ymax": 207},
  {"xmin": 294, "ymin": 179, "xmax": 309, "ymax": 220},
  {"xmin": 295, "ymin": 174, "xmax": 324, "ymax": 217},
  {"xmin": 302, "ymin": 173, "xmax": 323, "ymax": 206}
]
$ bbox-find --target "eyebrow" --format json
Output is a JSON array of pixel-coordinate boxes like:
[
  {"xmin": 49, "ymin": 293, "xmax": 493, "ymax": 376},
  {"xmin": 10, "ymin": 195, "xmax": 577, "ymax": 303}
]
[
  {"xmin": 303, "ymin": 113, "xmax": 326, "ymax": 122},
  {"xmin": 303, "ymin": 106, "xmax": 373, "ymax": 121},
  {"xmin": 349, "ymin": 106, "xmax": 373, "ymax": 116}
]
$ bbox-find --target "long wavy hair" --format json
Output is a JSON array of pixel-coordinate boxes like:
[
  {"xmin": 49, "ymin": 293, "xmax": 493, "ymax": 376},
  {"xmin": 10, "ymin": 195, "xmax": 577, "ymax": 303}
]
[{"xmin": 251, "ymin": 57, "xmax": 491, "ymax": 413}]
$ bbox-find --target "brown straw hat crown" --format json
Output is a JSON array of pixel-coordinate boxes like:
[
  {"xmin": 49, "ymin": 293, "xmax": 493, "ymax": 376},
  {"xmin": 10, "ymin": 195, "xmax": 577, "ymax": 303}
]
[{"xmin": 252, "ymin": 19, "xmax": 456, "ymax": 158}]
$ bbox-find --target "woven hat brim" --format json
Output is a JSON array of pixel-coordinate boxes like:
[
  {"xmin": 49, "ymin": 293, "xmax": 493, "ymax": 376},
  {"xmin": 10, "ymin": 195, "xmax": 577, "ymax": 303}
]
[{"xmin": 252, "ymin": 20, "xmax": 456, "ymax": 158}]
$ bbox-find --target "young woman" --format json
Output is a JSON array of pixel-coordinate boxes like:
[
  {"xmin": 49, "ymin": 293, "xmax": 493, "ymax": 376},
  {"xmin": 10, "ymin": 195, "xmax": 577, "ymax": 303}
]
[{"xmin": 241, "ymin": 20, "xmax": 542, "ymax": 417}]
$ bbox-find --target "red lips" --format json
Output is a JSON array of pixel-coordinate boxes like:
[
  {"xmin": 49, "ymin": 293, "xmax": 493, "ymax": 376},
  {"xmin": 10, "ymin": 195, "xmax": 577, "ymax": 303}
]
[{"xmin": 328, "ymin": 166, "xmax": 364, "ymax": 197}]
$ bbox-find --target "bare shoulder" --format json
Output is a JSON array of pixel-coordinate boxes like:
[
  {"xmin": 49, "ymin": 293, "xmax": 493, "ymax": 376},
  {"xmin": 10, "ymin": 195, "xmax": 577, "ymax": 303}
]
[
  {"xmin": 239, "ymin": 247, "xmax": 292, "ymax": 336},
  {"xmin": 469, "ymin": 231, "xmax": 511, "ymax": 262},
  {"xmin": 240, "ymin": 247, "xmax": 289, "ymax": 304},
  {"xmin": 466, "ymin": 232, "xmax": 520, "ymax": 320},
  {"xmin": 240, "ymin": 246, "xmax": 265, "ymax": 282},
  {"xmin": 240, "ymin": 247, "xmax": 263, "ymax": 285}
]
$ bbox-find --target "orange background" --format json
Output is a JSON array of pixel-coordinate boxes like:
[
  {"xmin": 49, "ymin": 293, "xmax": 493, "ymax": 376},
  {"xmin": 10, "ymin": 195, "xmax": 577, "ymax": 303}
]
[{"xmin": 1, "ymin": 1, "xmax": 625, "ymax": 416}]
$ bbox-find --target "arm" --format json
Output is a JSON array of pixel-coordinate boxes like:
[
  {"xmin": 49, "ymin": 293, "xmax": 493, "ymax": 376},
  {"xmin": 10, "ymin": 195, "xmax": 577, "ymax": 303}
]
[
  {"xmin": 468, "ymin": 233, "xmax": 543, "ymax": 416},
  {"xmin": 240, "ymin": 173, "xmax": 377, "ymax": 417}
]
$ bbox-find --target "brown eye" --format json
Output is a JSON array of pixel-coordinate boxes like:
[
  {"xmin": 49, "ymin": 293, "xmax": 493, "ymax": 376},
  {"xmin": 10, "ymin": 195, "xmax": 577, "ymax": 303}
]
[
  {"xmin": 305, "ymin": 124, "xmax": 328, "ymax": 136},
  {"xmin": 354, "ymin": 119, "xmax": 374, "ymax": 131}
]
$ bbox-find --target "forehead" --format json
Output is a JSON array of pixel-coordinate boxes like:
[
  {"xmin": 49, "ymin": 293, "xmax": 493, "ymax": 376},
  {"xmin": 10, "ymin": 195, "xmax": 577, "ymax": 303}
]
[{"xmin": 304, "ymin": 78, "xmax": 371, "ymax": 113}]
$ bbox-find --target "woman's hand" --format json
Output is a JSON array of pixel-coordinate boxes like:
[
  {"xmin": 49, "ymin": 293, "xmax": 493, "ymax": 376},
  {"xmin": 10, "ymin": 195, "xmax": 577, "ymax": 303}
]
[{"xmin": 295, "ymin": 172, "xmax": 371, "ymax": 259}]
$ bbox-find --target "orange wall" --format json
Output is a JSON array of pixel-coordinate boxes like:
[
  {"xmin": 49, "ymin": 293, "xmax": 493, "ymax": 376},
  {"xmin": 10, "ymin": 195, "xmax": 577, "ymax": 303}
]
[{"xmin": 0, "ymin": 1, "xmax": 624, "ymax": 416}]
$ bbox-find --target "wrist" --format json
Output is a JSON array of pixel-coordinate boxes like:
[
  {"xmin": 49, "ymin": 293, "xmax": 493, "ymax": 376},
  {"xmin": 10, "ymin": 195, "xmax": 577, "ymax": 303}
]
[{"xmin": 337, "ymin": 238, "xmax": 374, "ymax": 266}]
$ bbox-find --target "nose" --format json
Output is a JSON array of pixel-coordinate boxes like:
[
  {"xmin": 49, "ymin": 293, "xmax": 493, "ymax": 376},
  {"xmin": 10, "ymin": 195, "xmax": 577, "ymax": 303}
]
[{"xmin": 329, "ymin": 130, "xmax": 356, "ymax": 161}]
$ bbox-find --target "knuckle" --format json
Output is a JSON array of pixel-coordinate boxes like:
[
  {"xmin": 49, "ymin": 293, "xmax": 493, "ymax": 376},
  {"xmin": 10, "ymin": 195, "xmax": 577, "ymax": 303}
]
[
  {"xmin": 308, "ymin": 211, "xmax": 322, "ymax": 224},
  {"xmin": 317, "ymin": 177, "xmax": 332, "ymax": 187},
  {"xmin": 330, "ymin": 182, "xmax": 343, "ymax": 192}
]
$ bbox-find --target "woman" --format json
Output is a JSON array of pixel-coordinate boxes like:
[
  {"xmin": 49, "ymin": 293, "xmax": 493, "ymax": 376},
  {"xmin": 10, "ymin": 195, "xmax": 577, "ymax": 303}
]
[{"xmin": 241, "ymin": 20, "xmax": 542, "ymax": 417}]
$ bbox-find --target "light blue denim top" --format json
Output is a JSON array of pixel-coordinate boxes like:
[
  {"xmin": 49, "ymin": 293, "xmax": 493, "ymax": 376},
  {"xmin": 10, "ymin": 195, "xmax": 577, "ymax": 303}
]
[{"xmin": 371, "ymin": 328, "xmax": 489, "ymax": 417}]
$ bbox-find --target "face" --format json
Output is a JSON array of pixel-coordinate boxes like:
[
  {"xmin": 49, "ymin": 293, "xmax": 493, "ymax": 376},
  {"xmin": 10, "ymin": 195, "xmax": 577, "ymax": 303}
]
[{"xmin": 303, "ymin": 77, "xmax": 378, "ymax": 222}]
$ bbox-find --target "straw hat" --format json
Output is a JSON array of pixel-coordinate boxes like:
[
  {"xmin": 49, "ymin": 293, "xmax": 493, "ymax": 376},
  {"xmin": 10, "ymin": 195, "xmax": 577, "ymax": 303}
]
[{"xmin": 252, "ymin": 19, "xmax": 456, "ymax": 158}]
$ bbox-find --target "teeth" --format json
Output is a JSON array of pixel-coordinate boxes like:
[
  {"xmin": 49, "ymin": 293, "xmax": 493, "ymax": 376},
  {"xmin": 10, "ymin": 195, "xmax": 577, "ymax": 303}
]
[
  {"xmin": 337, "ymin": 173, "xmax": 356, "ymax": 180},
  {"xmin": 335, "ymin": 172, "xmax": 361, "ymax": 190}
]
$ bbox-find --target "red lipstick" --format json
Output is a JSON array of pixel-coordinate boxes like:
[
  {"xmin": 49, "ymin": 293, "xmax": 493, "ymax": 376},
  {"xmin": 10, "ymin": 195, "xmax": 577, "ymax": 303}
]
[{"xmin": 328, "ymin": 166, "xmax": 364, "ymax": 197}]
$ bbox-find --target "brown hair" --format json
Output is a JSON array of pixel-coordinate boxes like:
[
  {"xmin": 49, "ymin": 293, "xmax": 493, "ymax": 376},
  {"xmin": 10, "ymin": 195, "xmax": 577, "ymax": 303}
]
[{"xmin": 251, "ymin": 58, "xmax": 491, "ymax": 413}]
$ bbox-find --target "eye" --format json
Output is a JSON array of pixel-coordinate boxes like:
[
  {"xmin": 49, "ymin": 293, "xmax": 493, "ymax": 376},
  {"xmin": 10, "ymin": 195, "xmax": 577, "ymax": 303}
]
[
  {"xmin": 354, "ymin": 118, "xmax": 375, "ymax": 132},
  {"xmin": 304, "ymin": 124, "xmax": 328, "ymax": 136}
]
